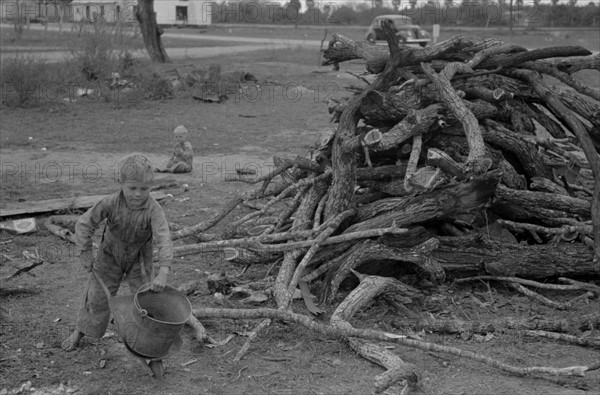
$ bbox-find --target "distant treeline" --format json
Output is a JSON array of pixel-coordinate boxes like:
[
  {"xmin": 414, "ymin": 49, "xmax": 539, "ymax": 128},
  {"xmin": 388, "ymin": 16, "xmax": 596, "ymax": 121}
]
[{"xmin": 210, "ymin": 1, "xmax": 600, "ymax": 27}]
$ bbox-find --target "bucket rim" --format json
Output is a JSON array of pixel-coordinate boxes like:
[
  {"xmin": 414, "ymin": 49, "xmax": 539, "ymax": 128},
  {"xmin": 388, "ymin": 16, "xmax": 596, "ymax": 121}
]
[{"xmin": 134, "ymin": 283, "xmax": 192, "ymax": 325}]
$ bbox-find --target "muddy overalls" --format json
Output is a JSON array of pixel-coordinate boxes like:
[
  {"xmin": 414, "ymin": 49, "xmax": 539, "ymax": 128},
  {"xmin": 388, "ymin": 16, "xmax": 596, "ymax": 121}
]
[{"xmin": 75, "ymin": 192, "xmax": 173, "ymax": 338}]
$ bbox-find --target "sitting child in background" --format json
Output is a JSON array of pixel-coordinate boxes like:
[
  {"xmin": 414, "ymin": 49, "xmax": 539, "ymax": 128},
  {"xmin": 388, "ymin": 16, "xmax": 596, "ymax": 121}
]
[{"xmin": 156, "ymin": 125, "xmax": 193, "ymax": 173}]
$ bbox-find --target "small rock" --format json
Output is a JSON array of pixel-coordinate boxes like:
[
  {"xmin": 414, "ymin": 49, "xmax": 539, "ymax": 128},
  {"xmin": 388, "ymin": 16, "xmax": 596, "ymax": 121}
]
[
  {"xmin": 35, "ymin": 342, "xmax": 44, "ymax": 349},
  {"xmin": 99, "ymin": 359, "xmax": 106, "ymax": 369},
  {"xmin": 331, "ymin": 358, "xmax": 342, "ymax": 366},
  {"xmin": 0, "ymin": 388, "xmax": 7, "ymax": 395},
  {"xmin": 41, "ymin": 147, "xmax": 47, "ymax": 151},
  {"xmin": 213, "ymin": 292, "xmax": 224, "ymax": 300}
]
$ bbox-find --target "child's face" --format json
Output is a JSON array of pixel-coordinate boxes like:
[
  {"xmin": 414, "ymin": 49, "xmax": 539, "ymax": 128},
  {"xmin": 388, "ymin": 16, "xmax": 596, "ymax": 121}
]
[
  {"xmin": 174, "ymin": 133, "xmax": 186, "ymax": 144},
  {"xmin": 121, "ymin": 180, "xmax": 152, "ymax": 208}
]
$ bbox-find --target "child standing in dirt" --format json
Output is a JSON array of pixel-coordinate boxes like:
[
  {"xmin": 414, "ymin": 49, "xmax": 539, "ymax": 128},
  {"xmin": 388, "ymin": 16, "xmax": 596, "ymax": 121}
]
[
  {"xmin": 156, "ymin": 125, "xmax": 194, "ymax": 173},
  {"xmin": 62, "ymin": 153, "xmax": 173, "ymax": 352}
]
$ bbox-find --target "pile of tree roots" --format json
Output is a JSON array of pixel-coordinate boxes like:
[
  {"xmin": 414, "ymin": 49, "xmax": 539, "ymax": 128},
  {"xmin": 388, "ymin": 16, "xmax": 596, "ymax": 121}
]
[{"xmin": 169, "ymin": 23, "xmax": 600, "ymax": 393}]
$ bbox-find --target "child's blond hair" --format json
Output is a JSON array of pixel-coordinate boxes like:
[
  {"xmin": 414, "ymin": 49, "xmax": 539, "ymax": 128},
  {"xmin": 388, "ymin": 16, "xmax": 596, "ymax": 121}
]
[
  {"xmin": 118, "ymin": 153, "xmax": 154, "ymax": 183},
  {"xmin": 173, "ymin": 125, "xmax": 189, "ymax": 136}
]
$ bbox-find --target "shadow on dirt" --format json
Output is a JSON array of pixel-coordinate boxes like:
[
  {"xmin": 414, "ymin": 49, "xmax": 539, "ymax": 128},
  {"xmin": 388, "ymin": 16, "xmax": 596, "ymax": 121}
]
[{"xmin": 0, "ymin": 287, "xmax": 40, "ymax": 298}]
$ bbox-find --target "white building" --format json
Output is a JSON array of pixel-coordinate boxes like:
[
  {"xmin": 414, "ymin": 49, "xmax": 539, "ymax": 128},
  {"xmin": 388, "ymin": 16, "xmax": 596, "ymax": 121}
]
[
  {"xmin": 70, "ymin": 0, "xmax": 134, "ymax": 23},
  {"xmin": 155, "ymin": 0, "xmax": 212, "ymax": 26},
  {"xmin": 70, "ymin": 0, "xmax": 212, "ymax": 25}
]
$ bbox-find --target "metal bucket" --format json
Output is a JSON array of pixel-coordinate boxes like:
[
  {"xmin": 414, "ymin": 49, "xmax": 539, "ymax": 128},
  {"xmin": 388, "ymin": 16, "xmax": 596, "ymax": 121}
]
[{"xmin": 125, "ymin": 284, "xmax": 192, "ymax": 359}]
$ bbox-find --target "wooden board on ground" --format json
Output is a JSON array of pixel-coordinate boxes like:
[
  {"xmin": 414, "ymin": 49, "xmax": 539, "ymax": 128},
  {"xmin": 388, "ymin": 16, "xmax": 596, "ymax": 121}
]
[{"xmin": 0, "ymin": 191, "xmax": 168, "ymax": 218}]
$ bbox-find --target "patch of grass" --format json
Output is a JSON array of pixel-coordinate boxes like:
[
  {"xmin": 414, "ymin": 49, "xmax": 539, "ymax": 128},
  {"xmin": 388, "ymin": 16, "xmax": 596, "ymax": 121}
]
[
  {"xmin": 0, "ymin": 26, "xmax": 68, "ymax": 48},
  {"xmin": 0, "ymin": 172, "xmax": 29, "ymax": 203},
  {"xmin": 0, "ymin": 22, "xmax": 179, "ymax": 107},
  {"xmin": 0, "ymin": 55, "xmax": 79, "ymax": 107}
]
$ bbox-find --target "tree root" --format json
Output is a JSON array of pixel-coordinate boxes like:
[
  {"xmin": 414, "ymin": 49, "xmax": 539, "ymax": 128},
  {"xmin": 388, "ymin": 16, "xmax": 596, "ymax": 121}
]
[
  {"xmin": 192, "ymin": 304, "xmax": 597, "ymax": 379},
  {"xmin": 456, "ymin": 275, "xmax": 600, "ymax": 295},
  {"xmin": 522, "ymin": 330, "xmax": 600, "ymax": 348},
  {"xmin": 507, "ymin": 282, "xmax": 570, "ymax": 310},
  {"xmin": 331, "ymin": 271, "xmax": 420, "ymax": 393},
  {"xmin": 390, "ymin": 313, "xmax": 600, "ymax": 336}
]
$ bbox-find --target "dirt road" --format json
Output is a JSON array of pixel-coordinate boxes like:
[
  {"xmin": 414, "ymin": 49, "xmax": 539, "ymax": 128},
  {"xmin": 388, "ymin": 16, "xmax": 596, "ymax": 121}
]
[
  {"xmin": 0, "ymin": 44, "xmax": 294, "ymax": 63},
  {"xmin": 0, "ymin": 22, "xmax": 323, "ymax": 63}
]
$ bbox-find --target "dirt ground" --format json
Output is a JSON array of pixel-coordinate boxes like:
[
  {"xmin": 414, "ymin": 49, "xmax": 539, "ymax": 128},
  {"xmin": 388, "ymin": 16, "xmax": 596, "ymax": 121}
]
[{"xmin": 1, "ymin": 36, "xmax": 600, "ymax": 395}]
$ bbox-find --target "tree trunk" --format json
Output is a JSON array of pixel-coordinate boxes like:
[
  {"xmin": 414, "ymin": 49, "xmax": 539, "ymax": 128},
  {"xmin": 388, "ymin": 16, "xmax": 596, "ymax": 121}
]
[{"xmin": 136, "ymin": 0, "xmax": 169, "ymax": 63}]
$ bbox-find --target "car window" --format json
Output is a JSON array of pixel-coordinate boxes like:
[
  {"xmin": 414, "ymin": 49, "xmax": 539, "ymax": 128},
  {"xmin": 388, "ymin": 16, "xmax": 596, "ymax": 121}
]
[
  {"xmin": 373, "ymin": 16, "xmax": 414, "ymax": 28},
  {"xmin": 374, "ymin": 18, "xmax": 394, "ymax": 28}
]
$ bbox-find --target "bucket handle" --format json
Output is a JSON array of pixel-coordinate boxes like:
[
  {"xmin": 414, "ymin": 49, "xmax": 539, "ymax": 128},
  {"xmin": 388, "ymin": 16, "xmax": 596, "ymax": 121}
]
[{"xmin": 135, "ymin": 283, "xmax": 154, "ymax": 318}]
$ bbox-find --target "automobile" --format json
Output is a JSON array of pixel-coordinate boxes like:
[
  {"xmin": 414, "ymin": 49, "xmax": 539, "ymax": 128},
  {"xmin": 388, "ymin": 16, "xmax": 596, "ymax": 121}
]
[{"xmin": 365, "ymin": 15, "xmax": 430, "ymax": 47}]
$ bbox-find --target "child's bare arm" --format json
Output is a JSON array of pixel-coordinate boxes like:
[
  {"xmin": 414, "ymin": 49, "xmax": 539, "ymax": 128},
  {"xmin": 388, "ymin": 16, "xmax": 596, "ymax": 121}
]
[
  {"xmin": 174, "ymin": 141, "xmax": 193, "ymax": 164},
  {"xmin": 182, "ymin": 141, "xmax": 193, "ymax": 162},
  {"xmin": 149, "ymin": 201, "xmax": 173, "ymax": 291},
  {"xmin": 75, "ymin": 195, "xmax": 113, "ymax": 270}
]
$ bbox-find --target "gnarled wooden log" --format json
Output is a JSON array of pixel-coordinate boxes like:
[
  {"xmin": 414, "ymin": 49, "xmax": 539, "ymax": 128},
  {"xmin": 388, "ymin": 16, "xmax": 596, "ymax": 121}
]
[
  {"xmin": 422, "ymin": 62, "xmax": 489, "ymax": 173},
  {"xmin": 483, "ymin": 120, "xmax": 554, "ymax": 179},
  {"xmin": 331, "ymin": 272, "xmax": 421, "ymax": 393},
  {"xmin": 521, "ymin": 60, "xmax": 600, "ymax": 102},
  {"xmin": 548, "ymin": 54, "xmax": 600, "ymax": 74},
  {"xmin": 364, "ymin": 104, "xmax": 443, "ymax": 153},
  {"xmin": 504, "ymin": 68, "xmax": 600, "ymax": 261},
  {"xmin": 349, "ymin": 171, "xmax": 499, "ymax": 232},
  {"xmin": 356, "ymin": 164, "xmax": 408, "ymax": 181},
  {"xmin": 432, "ymin": 235, "xmax": 598, "ymax": 278},
  {"xmin": 494, "ymin": 184, "xmax": 592, "ymax": 220},
  {"xmin": 477, "ymin": 46, "xmax": 592, "ymax": 70},
  {"xmin": 321, "ymin": 238, "xmax": 441, "ymax": 303}
]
